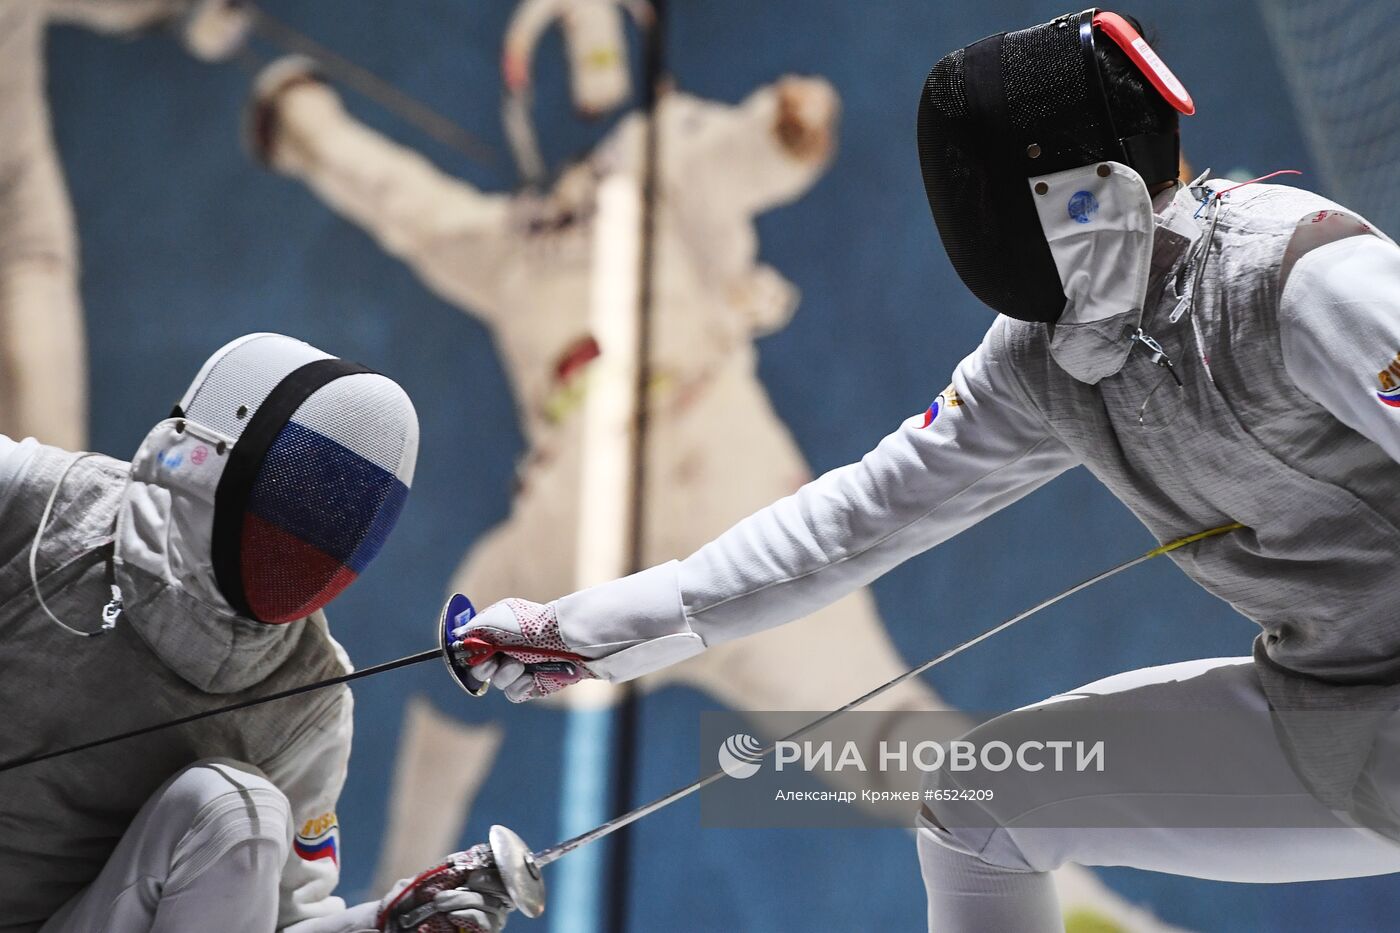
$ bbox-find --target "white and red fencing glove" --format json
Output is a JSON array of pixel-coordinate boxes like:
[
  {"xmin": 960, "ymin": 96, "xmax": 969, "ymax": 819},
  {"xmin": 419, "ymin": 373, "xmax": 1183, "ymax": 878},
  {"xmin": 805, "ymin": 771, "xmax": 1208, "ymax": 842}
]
[
  {"xmin": 376, "ymin": 845, "xmax": 511, "ymax": 933},
  {"xmin": 449, "ymin": 562, "xmax": 706, "ymax": 702}
]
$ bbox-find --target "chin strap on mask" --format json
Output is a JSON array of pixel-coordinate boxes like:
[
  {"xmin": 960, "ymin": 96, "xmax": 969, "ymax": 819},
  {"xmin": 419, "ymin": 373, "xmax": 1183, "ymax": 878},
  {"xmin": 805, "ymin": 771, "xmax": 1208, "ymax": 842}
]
[{"xmin": 29, "ymin": 452, "xmax": 123, "ymax": 638}]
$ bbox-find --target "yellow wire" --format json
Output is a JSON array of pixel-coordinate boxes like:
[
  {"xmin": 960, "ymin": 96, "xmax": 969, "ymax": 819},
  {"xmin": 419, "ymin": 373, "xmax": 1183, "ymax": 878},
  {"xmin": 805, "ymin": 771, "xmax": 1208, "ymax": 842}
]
[{"xmin": 1146, "ymin": 521, "xmax": 1245, "ymax": 558}]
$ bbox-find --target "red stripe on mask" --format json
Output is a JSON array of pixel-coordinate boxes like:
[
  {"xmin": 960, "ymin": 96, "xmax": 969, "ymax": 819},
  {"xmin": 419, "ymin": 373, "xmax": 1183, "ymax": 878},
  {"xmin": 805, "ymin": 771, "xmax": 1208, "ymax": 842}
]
[{"xmin": 241, "ymin": 513, "xmax": 359, "ymax": 623}]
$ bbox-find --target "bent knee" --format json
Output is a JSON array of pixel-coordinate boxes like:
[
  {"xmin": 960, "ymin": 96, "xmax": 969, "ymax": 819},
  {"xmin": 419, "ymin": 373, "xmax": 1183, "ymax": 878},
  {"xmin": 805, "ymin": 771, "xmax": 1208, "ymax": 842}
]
[
  {"xmin": 156, "ymin": 760, "xmax": 291, "ymax": 853},
  {"xmin": 920, "ymin": 711, "xmax": 1068, "ymax": 872},
  {"xmin": 917, "ymin": 814, "xmax": 1040, "ymax": 875}
]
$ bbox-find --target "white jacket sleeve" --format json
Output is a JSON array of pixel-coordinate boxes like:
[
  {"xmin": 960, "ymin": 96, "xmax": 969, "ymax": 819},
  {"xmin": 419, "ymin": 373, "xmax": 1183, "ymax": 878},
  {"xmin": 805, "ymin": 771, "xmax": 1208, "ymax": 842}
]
[
  {"xmin": 1279, "ymin": 233, "xmax": 1400, "ymax": 465},
  {"xmin": 260, "ymin": 678, "xmax": 355, "ymax": 930},
  {"xmin": 555, "ymin": 327, "xmax": 1080, "ymax": 679},
  {"xmin": 269, "ymin": 83, "xmax": 512, "ymax": 320}
]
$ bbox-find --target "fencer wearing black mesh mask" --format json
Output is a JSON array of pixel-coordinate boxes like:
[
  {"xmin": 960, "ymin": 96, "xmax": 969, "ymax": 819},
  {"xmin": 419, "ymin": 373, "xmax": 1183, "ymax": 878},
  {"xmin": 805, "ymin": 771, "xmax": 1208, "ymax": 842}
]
[
  {"xmin": 918, "ymin": 11, "xmax": 1195, "ymax": 384},
  {"xmin": 439, "ymin": 6, "xmax": 1400, "ymax": 931}
]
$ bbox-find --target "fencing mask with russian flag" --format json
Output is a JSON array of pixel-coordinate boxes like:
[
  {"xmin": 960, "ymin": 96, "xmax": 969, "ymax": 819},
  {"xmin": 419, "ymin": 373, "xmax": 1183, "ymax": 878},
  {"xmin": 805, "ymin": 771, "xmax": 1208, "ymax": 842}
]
[{"xmin": 120, "ymin": 333, "xmax": 418, "ymax": 627}]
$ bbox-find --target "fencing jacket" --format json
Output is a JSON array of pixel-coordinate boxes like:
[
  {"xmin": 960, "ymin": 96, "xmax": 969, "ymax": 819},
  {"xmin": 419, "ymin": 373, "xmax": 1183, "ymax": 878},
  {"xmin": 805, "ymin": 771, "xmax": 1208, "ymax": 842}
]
[
  {"xmin": 559, "ymin": 181, "xmax": 1400, "ymax": 808},
  {"xmin": 0, "ymin": 440, "xmax": 354, "ymax": 931}
]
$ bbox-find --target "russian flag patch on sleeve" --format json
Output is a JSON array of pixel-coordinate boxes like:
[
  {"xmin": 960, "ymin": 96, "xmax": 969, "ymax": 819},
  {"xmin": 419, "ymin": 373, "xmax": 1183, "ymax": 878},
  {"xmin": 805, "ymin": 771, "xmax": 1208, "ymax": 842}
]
[
  {"xmin": 294, "ymin": 811, "xmax": 340, "ymax": 867},
  {"xmin": 920, "ymin": 384, "xmax": 964, "ymax": 428},
  {"xmin": 1375, "ymin": 351, "xmax": 1400, "ymax": 408},
  {"xmin": 921, "ymin": 397, "xmax": 941, "ymax": 428}
]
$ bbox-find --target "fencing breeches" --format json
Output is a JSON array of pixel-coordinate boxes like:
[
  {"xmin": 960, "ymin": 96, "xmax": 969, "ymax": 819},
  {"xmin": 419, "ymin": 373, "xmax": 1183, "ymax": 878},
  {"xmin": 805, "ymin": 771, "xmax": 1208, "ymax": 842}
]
[
  {"xmin": 40, "ymin": 760, "xmax": 291, "ymax": 933},
  {"xmin": 917, "ymin": 658, "xmax": 1400, "ymax": 932}
]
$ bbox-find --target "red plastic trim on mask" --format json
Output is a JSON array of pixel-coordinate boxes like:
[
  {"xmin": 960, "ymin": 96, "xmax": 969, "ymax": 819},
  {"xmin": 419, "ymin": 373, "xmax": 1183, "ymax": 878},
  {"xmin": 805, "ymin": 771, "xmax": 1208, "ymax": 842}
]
[{"xmin": 1093, "ymin": 10, "xmax": 1196, "ymax": 115}]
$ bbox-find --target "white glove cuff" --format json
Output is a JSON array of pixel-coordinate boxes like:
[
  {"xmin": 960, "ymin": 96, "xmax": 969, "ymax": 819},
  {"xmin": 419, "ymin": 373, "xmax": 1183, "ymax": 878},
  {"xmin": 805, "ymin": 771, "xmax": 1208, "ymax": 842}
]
[{"xmin": 555, "ymin": 561, "xmax": 705, "ymax": 682}]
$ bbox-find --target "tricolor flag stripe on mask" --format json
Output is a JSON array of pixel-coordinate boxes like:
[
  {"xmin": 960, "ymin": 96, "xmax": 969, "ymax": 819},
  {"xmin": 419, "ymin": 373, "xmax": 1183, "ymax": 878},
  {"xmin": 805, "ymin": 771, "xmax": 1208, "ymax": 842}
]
[
  {"xmin": 287, "ymin": 374, "xmax": 418, "ymax": 483},
  {"xmin": 241, "ymin": 514, "xmax": 361, "ymax": 622},
  {"xmin": 240, "ymin": 418, "xmax": 409, "ymax": 623},
  {"xmin": 345, "ymin": 482, "xmax": 411, "ymax": 571},
  {"xmin": 246, "ymin": 420, "xmax": 409, "ymax": 571}
]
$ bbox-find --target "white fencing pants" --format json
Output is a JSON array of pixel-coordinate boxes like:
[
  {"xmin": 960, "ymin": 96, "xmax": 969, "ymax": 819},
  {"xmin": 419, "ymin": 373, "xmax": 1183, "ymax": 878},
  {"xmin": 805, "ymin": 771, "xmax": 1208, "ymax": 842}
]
[
  {"xmin": 40, "ymin": 760, "xmax": 291, "ymax": 933},
  {"xmin": 917, "ymin": 658, "xmax": 1400, "ymax": 933}
]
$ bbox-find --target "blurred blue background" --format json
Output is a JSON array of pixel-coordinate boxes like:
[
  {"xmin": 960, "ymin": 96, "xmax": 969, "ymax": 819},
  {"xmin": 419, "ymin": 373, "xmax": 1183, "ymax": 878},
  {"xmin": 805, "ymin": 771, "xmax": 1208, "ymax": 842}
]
[{"xmin": 45, "ymin": 0, "xmax": 1400, "ymax": 929}]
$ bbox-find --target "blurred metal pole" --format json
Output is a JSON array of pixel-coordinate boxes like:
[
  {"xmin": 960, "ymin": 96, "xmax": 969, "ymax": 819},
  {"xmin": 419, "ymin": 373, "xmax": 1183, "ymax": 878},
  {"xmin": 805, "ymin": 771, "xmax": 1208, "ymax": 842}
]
[
  {"xmin": 554, "ymin": 162, "xmax": 645, "ymax": 933},
  {"xmin": 553, "ymin": 5, "xmax": 665, "ymax": 930},
  {"xmin": 608, "ymin": 0, "xmax": 668, "ymax": 928}
]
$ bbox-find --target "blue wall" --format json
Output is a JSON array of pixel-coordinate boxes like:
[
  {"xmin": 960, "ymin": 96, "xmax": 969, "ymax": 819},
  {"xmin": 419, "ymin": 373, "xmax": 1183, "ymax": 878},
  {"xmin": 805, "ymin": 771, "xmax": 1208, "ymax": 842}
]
[{"xmin": 46, "ymin": 1, "xmax": 1399, "ymax": 928}]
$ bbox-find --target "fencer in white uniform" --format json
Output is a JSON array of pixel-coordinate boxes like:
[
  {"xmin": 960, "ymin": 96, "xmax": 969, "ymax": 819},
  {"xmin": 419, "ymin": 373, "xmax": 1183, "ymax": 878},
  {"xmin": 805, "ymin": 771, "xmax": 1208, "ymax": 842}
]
[
  {"xmin": 0, "ymin": 334, "xmax": 502, "ymax": 933},
  {"xmin": 430, "ymin": 11, "xmax": 1400, "ymax": 932}
]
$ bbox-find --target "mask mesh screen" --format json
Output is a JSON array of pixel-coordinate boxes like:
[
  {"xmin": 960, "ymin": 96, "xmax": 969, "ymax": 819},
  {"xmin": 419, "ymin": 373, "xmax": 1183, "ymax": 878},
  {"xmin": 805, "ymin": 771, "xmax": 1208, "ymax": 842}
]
[
  {"xmin": 916, "ymin": 20, "xmax": 1120, "ymax": 322},
  {"xmin": 1003, "ymin": 23, "xmax": 1113, "ymax": 163},
  {"xmin": 184, "ymin": 336, "xmax": 330, "ymax": 439},
  {"xmin": 239, "ymin": 374, "xmax": 416, "ymax": 623}
]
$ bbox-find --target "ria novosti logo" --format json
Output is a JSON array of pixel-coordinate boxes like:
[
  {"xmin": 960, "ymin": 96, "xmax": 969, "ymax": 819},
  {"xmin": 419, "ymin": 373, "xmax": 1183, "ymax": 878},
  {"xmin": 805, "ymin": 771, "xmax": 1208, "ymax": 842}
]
[{"xmin": 717, "ymin": 733, "xmax": 765, "ymax": 779}]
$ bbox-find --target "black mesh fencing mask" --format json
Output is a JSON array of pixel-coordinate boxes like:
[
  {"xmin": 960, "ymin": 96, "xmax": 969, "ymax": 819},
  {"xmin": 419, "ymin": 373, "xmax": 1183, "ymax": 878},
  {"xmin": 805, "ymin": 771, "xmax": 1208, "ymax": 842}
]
[{"xmin": 917, "ymin": 9, "xmax": 1194, "ymax": 324}]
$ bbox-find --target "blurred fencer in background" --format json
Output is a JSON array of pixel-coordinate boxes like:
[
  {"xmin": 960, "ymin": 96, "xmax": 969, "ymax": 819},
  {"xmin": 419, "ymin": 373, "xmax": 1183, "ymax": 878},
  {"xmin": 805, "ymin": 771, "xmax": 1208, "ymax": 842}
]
[
  {"xmin": 245, "ymin": 64, "xmax": 852, "ymax": 723},
  {"xmin": 0, "ymin": 0, "xmax": 249, "ymax": 451}
]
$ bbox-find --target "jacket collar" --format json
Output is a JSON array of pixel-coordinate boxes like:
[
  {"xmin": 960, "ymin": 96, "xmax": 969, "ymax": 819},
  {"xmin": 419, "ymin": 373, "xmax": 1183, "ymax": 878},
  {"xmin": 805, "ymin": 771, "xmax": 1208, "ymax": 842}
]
[{"xmin": 1046, "ymin": 183, "xmax": 1204, "ymax": 384}]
